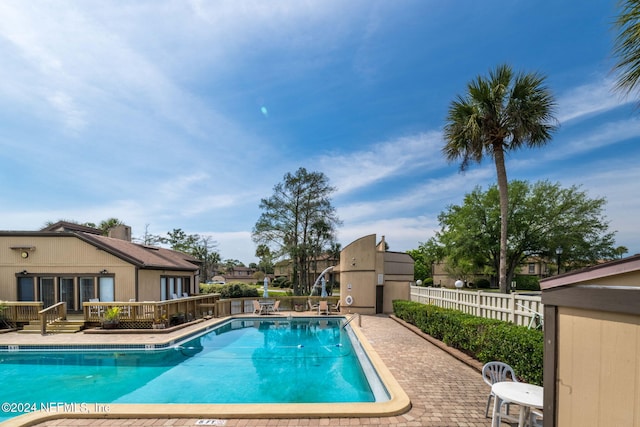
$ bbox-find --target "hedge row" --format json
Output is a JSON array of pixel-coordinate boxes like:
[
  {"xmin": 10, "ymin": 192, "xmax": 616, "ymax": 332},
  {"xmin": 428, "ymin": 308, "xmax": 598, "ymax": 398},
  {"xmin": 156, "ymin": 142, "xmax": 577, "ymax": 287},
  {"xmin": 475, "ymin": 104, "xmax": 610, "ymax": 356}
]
[
  {"xmin": 393, "ymin": 300, "xmax": 543, "ymax": 385},
  {"xmin": 199, "ymin": 282, "xmax": 259, "ymax": 298}
]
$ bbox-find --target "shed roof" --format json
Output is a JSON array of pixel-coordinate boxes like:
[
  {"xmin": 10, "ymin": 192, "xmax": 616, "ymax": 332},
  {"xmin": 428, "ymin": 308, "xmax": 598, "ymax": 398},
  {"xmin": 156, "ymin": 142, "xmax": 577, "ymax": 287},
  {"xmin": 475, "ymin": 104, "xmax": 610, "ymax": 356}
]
[{"xmin": 540, "ymin": 253, "xmax": 640, "ymax": 290}]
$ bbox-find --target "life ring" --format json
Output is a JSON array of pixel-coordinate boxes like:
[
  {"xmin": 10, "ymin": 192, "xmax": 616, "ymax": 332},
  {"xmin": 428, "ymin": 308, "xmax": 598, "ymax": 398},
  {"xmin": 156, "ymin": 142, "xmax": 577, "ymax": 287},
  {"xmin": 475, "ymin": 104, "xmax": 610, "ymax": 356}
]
[{"xmin": 345, "ymin": 295, "xmax": 354, "ymax": 306}]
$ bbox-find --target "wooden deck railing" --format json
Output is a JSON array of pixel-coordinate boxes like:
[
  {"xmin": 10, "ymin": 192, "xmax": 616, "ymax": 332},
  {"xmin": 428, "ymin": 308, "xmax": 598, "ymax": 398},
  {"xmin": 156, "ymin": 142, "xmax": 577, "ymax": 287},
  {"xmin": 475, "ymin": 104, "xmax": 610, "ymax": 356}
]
[
  {"xmin": 0, "ymin": 301, "xmax": 43, "ymax": 324},
  {"xmin": 38, "ymin": 302, "xmax": 67, "ymax": 335},
  {"xmin": 82, "ymin": 294, "xmax": 222, "ymax": 327},
  {"xmin": 0, "ymin": 294, "xmax": 339, "ymax": 332}
]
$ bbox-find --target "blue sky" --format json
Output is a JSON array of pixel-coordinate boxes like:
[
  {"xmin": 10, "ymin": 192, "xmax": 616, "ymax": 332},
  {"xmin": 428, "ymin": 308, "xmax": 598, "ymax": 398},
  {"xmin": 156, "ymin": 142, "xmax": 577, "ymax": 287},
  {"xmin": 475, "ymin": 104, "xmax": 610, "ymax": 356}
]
[{"xmin": 1, "ymin": 1, "xmax": 638, "ymax": 264}]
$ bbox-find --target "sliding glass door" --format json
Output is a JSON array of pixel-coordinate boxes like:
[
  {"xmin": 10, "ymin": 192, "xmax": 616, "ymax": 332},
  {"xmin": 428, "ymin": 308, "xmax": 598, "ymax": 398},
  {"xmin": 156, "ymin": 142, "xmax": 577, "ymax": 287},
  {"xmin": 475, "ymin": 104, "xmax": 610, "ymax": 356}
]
[
  {"xmin": 59, "ymin": 278, "xmax": 75, "ymax": 311},
  {"xmin": 39, "ymin": 277, "xmax": 55, "ymax": 308}
]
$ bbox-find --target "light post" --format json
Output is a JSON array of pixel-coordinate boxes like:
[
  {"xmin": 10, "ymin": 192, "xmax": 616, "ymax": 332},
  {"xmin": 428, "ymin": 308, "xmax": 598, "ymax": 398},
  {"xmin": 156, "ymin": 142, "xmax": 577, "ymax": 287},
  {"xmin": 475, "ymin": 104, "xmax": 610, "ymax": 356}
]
[{"xmin": 555, "ymin": 246, "xmax": 563, "ymax": 275}]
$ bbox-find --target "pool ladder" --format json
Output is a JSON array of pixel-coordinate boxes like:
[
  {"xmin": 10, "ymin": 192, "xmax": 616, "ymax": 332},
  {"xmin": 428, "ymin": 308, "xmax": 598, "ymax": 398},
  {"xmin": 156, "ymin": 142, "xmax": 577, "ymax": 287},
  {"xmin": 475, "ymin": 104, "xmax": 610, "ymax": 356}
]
[{"xmin": 341, "ymin": 313, "xmax": 361, "ymax": 329}]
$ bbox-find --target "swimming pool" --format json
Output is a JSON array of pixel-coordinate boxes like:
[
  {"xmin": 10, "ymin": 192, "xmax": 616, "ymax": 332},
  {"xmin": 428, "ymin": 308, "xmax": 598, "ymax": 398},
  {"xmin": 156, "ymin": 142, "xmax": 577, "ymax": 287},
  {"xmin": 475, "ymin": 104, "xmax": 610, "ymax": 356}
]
[{"xmin": 0, "ymin": 316, "xmax": 409, "ymax": 424}]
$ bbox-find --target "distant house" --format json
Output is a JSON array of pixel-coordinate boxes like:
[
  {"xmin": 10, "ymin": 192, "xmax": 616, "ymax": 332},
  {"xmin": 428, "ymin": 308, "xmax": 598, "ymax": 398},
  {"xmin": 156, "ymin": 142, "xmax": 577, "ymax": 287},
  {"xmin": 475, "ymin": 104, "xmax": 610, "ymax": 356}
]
[
  {"xmin": 432, "ymin": 256, "xmax": 551, "ymax": 288},
  {"xmin": 0, "ymin": 222, "xmax": 200, "ymax": 313},
  {"xmin": 221, "ymin": 266, "xmax": 259, "ymax": 284},
  {"xmin": 274, "ymin": 253, "xmax": 339, "ymax": 288}
]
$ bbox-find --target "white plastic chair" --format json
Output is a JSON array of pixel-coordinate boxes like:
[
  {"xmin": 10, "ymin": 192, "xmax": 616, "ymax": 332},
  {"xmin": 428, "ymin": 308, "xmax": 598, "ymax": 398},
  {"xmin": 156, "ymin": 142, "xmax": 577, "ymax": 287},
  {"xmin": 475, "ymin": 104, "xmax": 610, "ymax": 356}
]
[
  {"xmin": 529, "ymin": 408, "xmax": 544, "ymax": 426},
  {"xmin": 482, "ymin": 361, "xmax": 518, "ymax": 418}
]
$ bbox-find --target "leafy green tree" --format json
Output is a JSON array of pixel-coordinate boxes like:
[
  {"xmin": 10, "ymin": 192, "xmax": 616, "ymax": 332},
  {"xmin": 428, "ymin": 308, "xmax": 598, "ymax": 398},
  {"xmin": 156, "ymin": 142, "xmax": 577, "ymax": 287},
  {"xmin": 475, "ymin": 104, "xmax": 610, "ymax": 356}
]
[
  {"xmin": 252, "ymin": 167, "xmax": 341, "ymax": 295},
  {"xmin": 166, "ymin": 228, "xmax": 200, "ymax": 254},
  {"xmin": 255, "ymin": 244, "xmax": 275, "ymax": 274},
  {"xmin": 443, "ymin": 64, "xmax": 558, "ymax": 292},
  {"xmin": 165, "ymin": 229, "xmax": 221, "ymax": 280},
  {"xmin": 192, "ymin": 236, "xmax": 219, "ymax": 283},
  {"xmin": 613, "ymin": 246, "xmax": 629, "ymax": 259},
  {"xmin": 613, "ymin": 0, "xmax": 640, "ymax": 98},
  {"xmin": 327, "ymin": 242, "xmax": 342, "ymax": 261},
  {"xmin": 136, "ymin": 224, "xmax": 167, "ymax": 246},
  {"xmin": 97, "ymin": 218, "xmax": 124, "ymax": 235},
  {"xmin": 407, "ymin": 240, "xmax": 444, "ymax": 282},
  {"xmin": 432, "ymin": 180, "xmax": 617, "ymax": 289}
]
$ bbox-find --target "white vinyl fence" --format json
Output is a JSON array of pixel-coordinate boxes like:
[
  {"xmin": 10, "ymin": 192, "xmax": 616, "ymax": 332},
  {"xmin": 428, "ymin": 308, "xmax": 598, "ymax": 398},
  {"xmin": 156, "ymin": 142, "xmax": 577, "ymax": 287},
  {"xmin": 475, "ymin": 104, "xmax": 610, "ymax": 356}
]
[{"xmin": 409, "ymin": 286, "xmax": 543, "ymax": 328}]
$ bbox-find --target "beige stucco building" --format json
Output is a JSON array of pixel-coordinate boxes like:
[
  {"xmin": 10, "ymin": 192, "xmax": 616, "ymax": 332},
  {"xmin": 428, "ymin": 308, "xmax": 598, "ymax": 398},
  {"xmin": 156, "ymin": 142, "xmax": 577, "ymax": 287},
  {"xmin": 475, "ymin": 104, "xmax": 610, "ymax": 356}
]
[
  {"xmin": 0, "ymin": 222, "xmax": 200, "ymax": 313},
  {"xmin": 540, "ymin": 254, "xmax": 640, "ymax": 426},
  {"xmin": 432, "ymin": 256, "xmax": 551, "ymax": 289},
  {"xmin": 339, "ymin": 234, "xmax": 413, "ymax": 314}
]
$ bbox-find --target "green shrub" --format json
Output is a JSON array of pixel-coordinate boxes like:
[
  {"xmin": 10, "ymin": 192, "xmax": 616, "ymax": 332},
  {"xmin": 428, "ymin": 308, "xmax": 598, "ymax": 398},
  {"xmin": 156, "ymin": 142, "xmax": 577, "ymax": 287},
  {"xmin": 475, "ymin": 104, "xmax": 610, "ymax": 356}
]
[
  {"xmin": 199, "ymin": 283, "xmax": 224, "ymax": 294},
  {"xmin": 200, "ymin": 282, "xmax": 259, "ymax": 298},
  {"xmin": 475, "ymin": 278, "xmax": 491, "ymax": 289},
  {"xmin": 514, "ymin": 275, "xmax": 540, "ymax": 291},
  {"xmin": 272, "ymin": 277, "xmax": 290, "ymax": 288},
  {"xmin": 392, "ymin": 300, "xmax": 543, "ymax": 385},
  {"xmin": 219, "ymin": 282, "xmax": 259, "ymax": 298}
]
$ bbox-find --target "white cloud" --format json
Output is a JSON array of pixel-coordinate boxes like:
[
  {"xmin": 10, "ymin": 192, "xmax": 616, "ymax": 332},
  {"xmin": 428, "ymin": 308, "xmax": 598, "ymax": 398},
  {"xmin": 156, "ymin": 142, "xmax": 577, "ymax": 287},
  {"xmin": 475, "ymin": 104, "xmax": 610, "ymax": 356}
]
[
  {"xmin": 337, "ymin": 167, "xmax": 494, "ymax": 222},
  {"xmin": 318, "ymin": 131, "xmax": 444, "ymax": 195},
  {"xmin": 46, "ymin": 91, "xmax": 86, "ymax": 132},
  {"xmin": 337, "ymin": 216, "xmax": 439, "ymax": 253},
  {"xmin": 504, "ymin": 116, "xmax": 640, "ymax": 176},
  {"xmin": 556, "ymin": 76, "xmax": 631, "ymax": 124},
  {"xmin": 572, "ymin": 162, "xmax": 640, "ymax": 255},
  {"xmin": 198, "ymin": 230, "xmax": 257, "ymax": 264}
]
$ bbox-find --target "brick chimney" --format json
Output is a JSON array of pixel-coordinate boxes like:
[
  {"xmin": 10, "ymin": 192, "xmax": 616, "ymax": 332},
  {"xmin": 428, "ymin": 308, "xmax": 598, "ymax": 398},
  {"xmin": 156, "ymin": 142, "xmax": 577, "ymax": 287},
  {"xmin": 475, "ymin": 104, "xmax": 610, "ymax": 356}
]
[{"xmin": 108, "ymin": 224, "xmax": 132, "ymax": 241}]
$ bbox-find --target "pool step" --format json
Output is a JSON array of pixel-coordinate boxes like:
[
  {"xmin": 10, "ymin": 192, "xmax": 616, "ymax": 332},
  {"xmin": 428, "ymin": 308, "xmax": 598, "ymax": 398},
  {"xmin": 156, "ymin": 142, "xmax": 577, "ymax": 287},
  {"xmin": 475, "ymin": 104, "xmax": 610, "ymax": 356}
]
[{"xmin": 19, "ymin": 319, "xmax": 86, "ymax": 334}]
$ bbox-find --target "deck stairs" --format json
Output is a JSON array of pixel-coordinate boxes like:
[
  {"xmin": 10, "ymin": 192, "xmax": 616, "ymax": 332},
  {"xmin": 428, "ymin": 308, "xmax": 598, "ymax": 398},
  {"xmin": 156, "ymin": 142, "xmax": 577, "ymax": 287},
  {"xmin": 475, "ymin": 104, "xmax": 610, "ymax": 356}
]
[{"xmin": 18, "ymin": 318, "xmax": 86, "ymax": 334}]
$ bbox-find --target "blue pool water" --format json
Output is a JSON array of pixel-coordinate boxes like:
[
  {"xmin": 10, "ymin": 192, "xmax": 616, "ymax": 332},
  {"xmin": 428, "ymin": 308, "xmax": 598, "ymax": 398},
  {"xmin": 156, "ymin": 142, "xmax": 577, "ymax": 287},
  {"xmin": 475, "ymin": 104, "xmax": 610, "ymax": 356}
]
[{"xmin": 0, "ymin": 317, "xmax": 386, "ymax": 421}]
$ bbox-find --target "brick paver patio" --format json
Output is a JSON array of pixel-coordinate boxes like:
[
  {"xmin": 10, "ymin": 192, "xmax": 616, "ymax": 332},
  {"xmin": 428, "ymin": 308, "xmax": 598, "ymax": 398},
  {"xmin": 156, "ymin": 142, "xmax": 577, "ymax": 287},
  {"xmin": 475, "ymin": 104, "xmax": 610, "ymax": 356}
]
[{"xmin": 7, "ymin": 315, "xmax": 493, "ymax": 427}]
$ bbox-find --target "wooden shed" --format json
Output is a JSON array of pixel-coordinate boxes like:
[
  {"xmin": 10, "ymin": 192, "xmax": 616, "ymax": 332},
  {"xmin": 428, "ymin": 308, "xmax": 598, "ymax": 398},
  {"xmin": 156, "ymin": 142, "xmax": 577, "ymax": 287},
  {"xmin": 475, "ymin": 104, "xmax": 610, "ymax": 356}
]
[{"xmin": 540, "ymin": 254, "xmax": 640, "ymax": 426}]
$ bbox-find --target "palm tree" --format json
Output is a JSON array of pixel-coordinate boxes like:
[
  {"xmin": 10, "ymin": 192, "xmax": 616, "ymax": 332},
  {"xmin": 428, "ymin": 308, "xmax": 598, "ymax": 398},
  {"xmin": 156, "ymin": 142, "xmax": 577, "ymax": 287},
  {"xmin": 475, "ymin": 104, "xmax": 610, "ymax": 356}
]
[
  {"xmin": 613, "ymin": 0, "xmax": 640, "ymax": 97},
  {"xmin": 443, "ymin": 64, "xmax": 558, "ymax": 293}
]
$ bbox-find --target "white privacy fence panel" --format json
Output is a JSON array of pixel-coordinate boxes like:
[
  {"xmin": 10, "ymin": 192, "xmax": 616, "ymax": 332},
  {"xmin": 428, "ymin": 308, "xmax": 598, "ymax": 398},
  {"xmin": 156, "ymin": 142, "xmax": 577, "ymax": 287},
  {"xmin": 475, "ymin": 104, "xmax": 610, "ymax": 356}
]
[{"xmin": 409, "ymin": 286, "xmax": 543, "ymax": 327}]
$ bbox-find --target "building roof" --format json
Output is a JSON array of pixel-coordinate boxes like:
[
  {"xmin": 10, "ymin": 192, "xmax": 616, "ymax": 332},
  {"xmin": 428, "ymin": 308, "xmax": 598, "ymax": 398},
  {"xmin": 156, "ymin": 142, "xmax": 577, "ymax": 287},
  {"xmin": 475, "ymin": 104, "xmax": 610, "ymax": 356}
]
[
  {"xmin": 81, "ymin": 233, "xmax": 200, "ymax": 270},
  {"xmin": 540, "ymin": 253, "xmax": 640, "ymax": 290},
  {"xmin": 1, "ymin": 228, "xmax": 200, "ymax": 272},
  {"xmin": 40, "ymin": 220, "xmax": 103, "ymax": 235}
]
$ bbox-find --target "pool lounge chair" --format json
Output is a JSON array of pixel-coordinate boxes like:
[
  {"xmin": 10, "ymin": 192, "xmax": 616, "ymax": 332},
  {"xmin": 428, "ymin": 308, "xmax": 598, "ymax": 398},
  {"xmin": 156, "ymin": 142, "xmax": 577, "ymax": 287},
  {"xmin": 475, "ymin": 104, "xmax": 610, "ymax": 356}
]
[
  {"xmin": 267, "ymin": 300, "xmax": 280, "ymax": 314},
  {"xmin": 253, "ymin": 300, "xmax": 265, "ymax": 315},
  {"xmin": 332, "ymin": 300, "xmax": 341, "ymax": 313},
  {"xmin": 308, "ymin": 299, "xmax": 318, "ymax": 311},
  {"xmin": 318, "ymin": 300, "xmax": 329, "ymax": 315}
]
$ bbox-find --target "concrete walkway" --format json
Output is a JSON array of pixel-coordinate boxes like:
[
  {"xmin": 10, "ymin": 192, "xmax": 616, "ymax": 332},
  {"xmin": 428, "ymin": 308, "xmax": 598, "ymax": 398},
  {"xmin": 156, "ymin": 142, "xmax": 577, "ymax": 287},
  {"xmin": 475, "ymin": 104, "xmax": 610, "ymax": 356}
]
[{"xmin": 5, "ymin": 315, "xmax": 493, "ymax": 427}]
